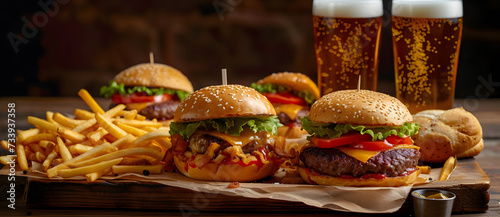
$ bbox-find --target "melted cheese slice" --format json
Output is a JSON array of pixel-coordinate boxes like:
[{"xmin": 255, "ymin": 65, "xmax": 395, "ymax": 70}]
[
  {"xmin": 336, "ymin": 145, "xmax": 420, "ymax": 163},
  {"xmin": 274, "ymin": 104, "xmax": 306, "ymax": 120},
  {"xmin": 125, "ymin": 102, "xmax": 153, "ymax": 112}
]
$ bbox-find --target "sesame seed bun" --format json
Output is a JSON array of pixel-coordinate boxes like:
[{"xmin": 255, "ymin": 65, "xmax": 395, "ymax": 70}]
[
  {"xmin": 114, "ymin": 63, "xmax": 193, "ymax": 93},
  {"xmin": 174, "ymin": 85, "xmax": 276, "ymax": 123},
  {"xmin": 308, "ymin": 89, "xmax": 412, "ymax": 126},
  {"xmin": 412, "ymin": 107, "xmax": 484, "ymax": 163},
  {"xmin": 256, "ymin": 72, "xmax": 320, "ymax": 100}
]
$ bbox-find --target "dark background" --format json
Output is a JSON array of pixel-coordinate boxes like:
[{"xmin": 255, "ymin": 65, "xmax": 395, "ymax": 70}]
[{"xmin": 1, "ymin": 0, "xmax": 499, "ymax": 98}]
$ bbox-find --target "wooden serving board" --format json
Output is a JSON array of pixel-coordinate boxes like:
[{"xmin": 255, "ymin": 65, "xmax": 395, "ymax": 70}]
[
  {"xmin": 23, "ymin": 158, "xmax": 490, "ymax": 214},
  {"xmin": 409, "ymin": 158, "xmax": 490, "ymax": 213}
]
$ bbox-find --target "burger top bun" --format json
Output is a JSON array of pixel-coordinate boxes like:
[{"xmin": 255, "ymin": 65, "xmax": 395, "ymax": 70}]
[
  {"xmin": 412, "ymin": 107, "xmax": 483, "ymax": 163},
  {"xmin": 256, "ymin": 72, "xmax": 320, "ymax": 100},
  {"xmin": 308, "ymin": 89, "xmax": 412, "ymax": 126},
  {"xmin": 114, "ymin": 63, "xmax": 194, "ymax": 93},
  {"xmin": 174, "ymin": 85, "xmax": 276, "ymax": 123}
]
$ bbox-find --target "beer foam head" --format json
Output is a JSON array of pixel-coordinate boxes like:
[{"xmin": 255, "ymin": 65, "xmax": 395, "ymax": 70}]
[
  {"xmin": 313, "ymin": 0, "xmax": 383, "ymax": 18},
  {"xmin": 392, "ymin": 0, "xmax": 463, "ymax": 18}
]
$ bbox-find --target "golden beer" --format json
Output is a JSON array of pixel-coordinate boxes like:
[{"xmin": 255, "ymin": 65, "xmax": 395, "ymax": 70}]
[
  {"xmin": 392, "ymin": 0, "xmax": 463, "ymax": 114},
  {"xmin": 313, "ymin": 0, "xmax": 383, "ymax": 96}
]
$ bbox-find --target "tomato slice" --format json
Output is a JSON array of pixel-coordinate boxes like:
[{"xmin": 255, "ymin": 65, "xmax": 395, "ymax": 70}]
[
  {"xmin": 348, "ymin": 140, "xmax": 393, "ymax": 151},
  {"xmin": 111, "ymin": 93, "xmax": 172, "ymax": 104},
  {"xmin": 398, "ymin": 136, "xmax": 413, "ymax": 145},
  {"xmin": 263, "ymin": 92, "xmax": 306, "ymax": 105},
  {"xmin": 312, "ymin": 133, "xmax": 413, "ymax": 151},
  {"xmin": 311, "ymin": 133, "xmax": 372, "ymax": 148},
  {"xmin": 349, "ymin": 135, "xmax": 413, "ymax": 151}
]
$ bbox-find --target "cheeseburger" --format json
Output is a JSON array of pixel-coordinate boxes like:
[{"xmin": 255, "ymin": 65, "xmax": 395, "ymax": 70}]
[
  {"xmin": 299, "ymin": 90, "xmax": 421, "ymax": 187},
  {"xmin": 168, "ymin": 85, "xmax": 291, "ymax": 182},
  {"xmin": 100, "ymin": 63, "xmax": 193, "ymax": 123},
  {"xmin": 251, "ymin": 72, "xmax": 320, "ymax": 138}
]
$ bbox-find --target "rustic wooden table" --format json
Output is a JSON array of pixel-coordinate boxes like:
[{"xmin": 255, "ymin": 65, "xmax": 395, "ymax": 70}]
[{"xmin": 0, "ymin": 97, "xmax": 498, "ymax": 216}]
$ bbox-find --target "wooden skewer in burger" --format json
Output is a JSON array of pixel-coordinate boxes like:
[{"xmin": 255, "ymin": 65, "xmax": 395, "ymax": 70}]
[{"xmin": 298, "ymin": 85, "xmax": 421, "ymax": 187}]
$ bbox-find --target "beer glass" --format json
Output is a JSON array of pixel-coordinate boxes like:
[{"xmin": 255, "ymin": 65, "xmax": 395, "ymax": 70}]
[
  {"xmin": 313, "ymin": 0, "xmax": 383, "ymax": 96},
  {"xmin": 392, "ymin": 0, "xmax": 463, "ymax": 114}
]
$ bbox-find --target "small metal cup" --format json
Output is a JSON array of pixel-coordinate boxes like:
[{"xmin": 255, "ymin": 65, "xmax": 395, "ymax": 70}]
[{"xmin": 412, "ymin": 189, "xmax": 456, "ymax": 217}]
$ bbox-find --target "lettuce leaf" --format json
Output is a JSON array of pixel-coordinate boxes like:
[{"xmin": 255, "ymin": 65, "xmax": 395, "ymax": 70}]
[
  {"xmin": 169, "ymin": 116, "xmax": 283, "ymax": 139},
  {"xmin": 301, "ymin": 116, "xmax": 419, "ymax": 141},
  {"xmin": 100, "ymin": 81, "xmax": 191, "ymax": 101},
  {"xmin": 250, "ymin": 83, "xmax": 316, "ymax": 105}
]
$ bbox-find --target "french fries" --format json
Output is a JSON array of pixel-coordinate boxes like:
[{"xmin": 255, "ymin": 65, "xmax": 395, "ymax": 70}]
[
  {"xmin": 73, "ymin": 108, "xmax": 95, "ymax": 120},
  {"xmin": 21, "ymin": 133, "xmax": 57, "ymax": 145},
  {"xmin": 126, "ymin": 130, "xmax": 171, "ymax": 149},
  {"xmin": 42, "ymin": 150, "xmax": 58, "ymax": 171},
  {"xmin": 111, "ymin": 134, "xmax": 136, "ymax": 148},
  {"xmin": 69, "ymin": 147, "xmax": 164, "ymax": 168},
  {"xmin": 1, "ymin": 89, "xmax": 171, "ymax": 182},
  {"xmin": 78, "ymin": 89, "xmax": 105, "ymax": 115},
  {"xmin": 86, "ymin": 168, "xmax": 112, "ymax": 182},
  {"xmin": 16, "ymin": 144, "xmax": 29, "ymax": 171},
  {"xmin": 27, "ymin": 116, "xmax": 87, "ymax": 143},
  {"xmin": 16, "ymin": 128, "xmax": 40, "ymax": 144},
  {"xmin": 439, "ymin": 156, "xmax": 457, "ymax": 181},
  {"xmin": 56, "ymin": 136, "xmax": 73, "ymax": 162},
  {"xmin": 68, "ymin": 144, "xmax": 94, "ymax": 155},
  {"xmin": 417, "ymin": 165, "xmax": 431, "ymax": 174},
  {"xmin": 58, "ymin": 158, "xmax": 123, "ymax": 178},
  {"xmin": 46, "ymin": 142, "xmax": 118, "ymax": 178},
  {"xmin": 95, "ymin": 113, "xmax": 128, "ymax": 139},
  {"xmin": 1, "ymin": 140, "xmax": 10, "ymax": 150},
  {"xmin": 0, "ymin": 155, "xmax": 16, "ymax": 166},
  {"xmin": 113, "ymin": 119, "xmax": 163, "ymax": 128},
  {"xmin": 53, "ymin": 112, "xmax": 86, "ymax": 128}
]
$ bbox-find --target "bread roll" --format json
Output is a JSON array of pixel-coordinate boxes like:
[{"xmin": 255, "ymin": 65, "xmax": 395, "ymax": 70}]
[{"xmin": 412, "ymin": 107, "xmax": 483, "ymax": 163}]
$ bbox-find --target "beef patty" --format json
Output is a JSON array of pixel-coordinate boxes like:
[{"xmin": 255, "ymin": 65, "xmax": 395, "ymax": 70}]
[
  {"xmin": 278, "ymin": 109, "xmax": 309, "ymax": 127},
  {"xmin": 300, "ymin": 147, "xmax": 420, "ymax": 177},
  {"xmin": 139, "ymin": 100, "xmax": 180, "ymax": 121}
]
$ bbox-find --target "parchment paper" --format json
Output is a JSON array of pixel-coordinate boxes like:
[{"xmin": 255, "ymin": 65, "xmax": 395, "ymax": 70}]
[{"xmin": 0, "ymin": 161, "xmax": 440, "ymax": 213}]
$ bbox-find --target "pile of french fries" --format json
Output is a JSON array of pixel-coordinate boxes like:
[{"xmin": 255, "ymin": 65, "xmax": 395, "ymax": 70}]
[{"xmin": 0, "ymin": 89, "xmax": 171, "ymax": 182}]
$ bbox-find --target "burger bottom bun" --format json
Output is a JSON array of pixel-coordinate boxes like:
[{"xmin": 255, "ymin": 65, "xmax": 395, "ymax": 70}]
[
  {"xmin": 174, "ymin": 156, "xmax": 279, "ymax": 182},
  {"xmin": 297, "ymin": 167, "xmax": 421, "ymax": 187},
  {"xmin": 278, "ymin": 125, "xmax": 308, "ymax": 139}
]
